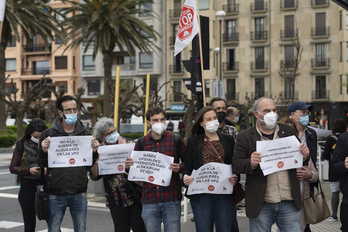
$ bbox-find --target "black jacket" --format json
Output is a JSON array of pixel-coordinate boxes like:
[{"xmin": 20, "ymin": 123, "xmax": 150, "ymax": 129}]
[
  {"xmin": 303, "ymin": 127, "xmax": 318, "ymax": 191},
  {"xmin": 332, "ymin": 132, "xmax": 348, "ymax": 204},
  {"xmin": 323, "ymin": 133, "xmax": 341, "ymax": 181},
  {"xmin": 37, "ymin": 118, "xmax": 98, "ymax": 195}
]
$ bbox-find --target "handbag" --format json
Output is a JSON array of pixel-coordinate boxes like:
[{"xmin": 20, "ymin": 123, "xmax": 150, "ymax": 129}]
[
  {"xmin": 35, "ymin": 168, "xmax": 49, "ymax": 220},
  {"xmin": 303, "ymin": 181, "xmax": 330, "ymax": 224}
]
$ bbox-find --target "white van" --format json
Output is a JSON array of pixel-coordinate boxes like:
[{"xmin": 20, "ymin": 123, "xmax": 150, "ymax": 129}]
[{"xmin": 6, "ymin": 119, "xmax": 31, "ymax": 126}]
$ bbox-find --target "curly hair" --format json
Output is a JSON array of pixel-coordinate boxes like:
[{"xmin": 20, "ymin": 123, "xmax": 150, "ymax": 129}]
[{"xmin": 93, "ymin": 117, "xmax": 115, "ymax": 139}]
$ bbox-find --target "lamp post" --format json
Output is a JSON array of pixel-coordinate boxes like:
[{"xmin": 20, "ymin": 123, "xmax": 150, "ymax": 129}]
[
  {"xmin": 215, "ymin": 10, "xmax": 226, "ymax": 97},
  {"xmin": 214, "ymin": 47, "xmax": 220, "ymax": 82}
]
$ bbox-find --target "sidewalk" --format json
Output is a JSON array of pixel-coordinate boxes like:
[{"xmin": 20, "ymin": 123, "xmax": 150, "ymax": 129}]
[{"xmin": 0, "ymin": 151, "xmax": 342, "ymax": 231}]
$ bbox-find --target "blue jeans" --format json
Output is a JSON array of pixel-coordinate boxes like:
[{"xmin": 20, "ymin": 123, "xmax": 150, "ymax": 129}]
[
  {"xmin": 190, "ymin": 194, "xmax": 238, "ymax": 232},
  {"xmin": 48, "ymin": 193, "xmax": 87, "ymax": 232},
  {"xmin": 141, "ymin": 201, "xmax": 181, "ymax": 232},
  {"xmin": 249, "ymin": 201, "xmax": 301, "ymax": 232}
]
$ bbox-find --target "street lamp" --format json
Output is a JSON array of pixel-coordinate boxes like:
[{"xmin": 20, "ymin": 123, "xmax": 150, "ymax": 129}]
[
  {"xmin": 214, "ymin": 47, "xmax": 220, "ymax": 82},
  {"xmin": 215, "ymin": 10, "xmax": 226, "ymax": 97}
]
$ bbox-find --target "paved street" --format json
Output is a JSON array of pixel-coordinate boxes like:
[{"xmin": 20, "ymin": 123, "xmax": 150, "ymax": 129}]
[{"xmin": 0, "ymin": 151, "xmax": 342, "ymax": 231}]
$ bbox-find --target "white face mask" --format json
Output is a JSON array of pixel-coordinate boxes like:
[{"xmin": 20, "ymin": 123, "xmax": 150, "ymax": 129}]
[
  {"xmin": 151, "ymin": 123, "xmax": 166, "ymax": 135},
  {"xmin": 204, "ymin": 120, "xmax": 220, "ymax": 133},
  {"xmin": 31, "ymin": 136, "xmax": 39, "ymax": 144},
  {"xmin": 258, "ymin": 111, "xmax": 278, "ymax": 130},
  {"xmin": 232, "ymin": 116, "xmax": 239, "ymax": 123}
]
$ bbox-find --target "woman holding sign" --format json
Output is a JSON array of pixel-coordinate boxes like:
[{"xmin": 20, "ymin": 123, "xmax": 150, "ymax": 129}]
[
  {"xmin": 89, "ymin": 117, "xmax": 145, "ymax": 232},
  {"xmin": 183, "ymin": 106, "xmax": 239, "ymax": 232}
]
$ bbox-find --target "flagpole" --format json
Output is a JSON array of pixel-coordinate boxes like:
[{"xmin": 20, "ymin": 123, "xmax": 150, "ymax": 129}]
[
  {"xmin": 114, "ymin": 66, "xmax": 120, "ymax": 129},
  {"xmin": 196, "ymin": 0, "xmax": 206, "ymax": 107},
  {"xmin": 0, "ymin": 21, "xmax": 3, "ymax": 43}
]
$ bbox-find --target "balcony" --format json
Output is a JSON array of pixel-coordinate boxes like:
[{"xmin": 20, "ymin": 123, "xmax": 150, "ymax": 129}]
[
  {"xmin": 312, "ymin": 90, "xmax": 330, "ymax": 100},
  {"xmin": 251, "ymin": 91, "xmax": 268, "ymax": 99},
  {"xmin": 250, "ymin": 2, "xmax": 268, "ymax": 13},
  {"xmin": 311, "ymin": 27, "xmax": 330, "ymax": 38},
  {"xmin": 311, "ymin": 0, "xmax": 329, "ymax": 8},
  {"xmin": 23, "ymin": 44, "xmax": 52, "ymax": 54},
  {"xmin": 227, "ymin": 92, "xmax": 239, "ymax": 101},
  {"xmin": 280, "ymin": 29, "xmax": 298, "ymax": 40},
  {"xmin": 169, "ymin": 65, "xmax": 184, "ymax": 75},
  {"xmin": 223, "ymin": 62, "xmax": 239, "ymax": 72},
  {"xmin": 280, "ymin": 91, "xmax": 299, "ymax": 100},
  {"xmin": 223, "ymin": 33, "xmax": 239, "ymax": 43},
  {"xmin": 311, "ymin": 58, "xmax": 330, "ymax": 69},
  {"xmin": 250, "ymin": 31, "xmax": 268, "ymax": 42},
  {"xmin": 21, "ymin": 67, "xmax": 51, "ymax": 75},
  {"xmin": 169, "ymin": 9, "xmax": 181, "ymax": 19},
  {"xmin": 119, "ymin": 64, "xmax": 136, "ymax": 71},
  {"xmin": 280, "ymin": 0, "xmax": 298, "ymax": 10},
  {"xmin": 223, "ymin": 4, "xmax": 239, "ymax": 15},
  {"xmin": 279, "ymin": 60, "xmax": 297, "ymax": 69},
  {"xmin": 251, "ymin": 61, "xmax": 268, "ymax": 71},
  {"xmin": 170, "ymin": 94, "xmax": 183, "ymax": 102}
]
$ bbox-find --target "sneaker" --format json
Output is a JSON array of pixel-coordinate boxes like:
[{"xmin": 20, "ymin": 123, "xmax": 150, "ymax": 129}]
[{"xmin": 326, "ymin": 216, "xmax": 338, "ymax": 222}]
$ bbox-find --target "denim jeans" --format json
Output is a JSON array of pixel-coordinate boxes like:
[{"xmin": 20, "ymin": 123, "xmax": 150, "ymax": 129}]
[
  {"xmin": 48, "ymin": 193, "xmax": 87, "ymax": 232},
  {"xmin": 141, "ymin": 201, "xmax": 181, "ymax": 232},
  {"xmin": 190, "ymin": 194, "xmax": 238, "ymax": 232},
  {"xmin": 249, "ymin": 201, "xmax": 301, "ymax": 232}
]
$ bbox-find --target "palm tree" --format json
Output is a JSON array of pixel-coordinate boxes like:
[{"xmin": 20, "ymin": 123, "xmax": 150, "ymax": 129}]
[
  {"xmin": 63, "ymin": 0, "xmax": 159, "ymax": 117},
  {"xmin": 0, "ymin": 0, "xmax": 64, "ymax": 130}
]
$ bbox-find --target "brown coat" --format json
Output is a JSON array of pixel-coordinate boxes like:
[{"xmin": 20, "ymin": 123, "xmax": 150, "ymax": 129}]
[{"xmin": 232, "ymin": 123, "xmax": 302, "ymax": 218}]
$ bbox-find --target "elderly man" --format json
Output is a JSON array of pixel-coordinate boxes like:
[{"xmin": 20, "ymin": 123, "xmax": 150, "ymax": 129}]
[
  {"xmin": 225, "ymin": 107, "xmax": 239, "ymax": 126},
  {"xmin": 232, "ymin": 97, "xmax": 310, "ymax": 232}
]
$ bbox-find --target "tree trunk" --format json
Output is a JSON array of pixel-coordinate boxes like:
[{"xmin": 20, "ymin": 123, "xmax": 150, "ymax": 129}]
[
  {"xmin": 0, "ymin": 44, "xmax": 7, "ymax": 131},
  {"xmin": 16, "ymin": 111, "xmax": 25, "ymax": 139},
  {"xmin": 102, "ymin": 50, "xmax": 114, "ymax": 117}
]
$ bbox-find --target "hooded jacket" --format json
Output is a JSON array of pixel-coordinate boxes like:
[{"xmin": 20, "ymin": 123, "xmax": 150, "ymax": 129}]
[{"xmin": 37, "ymin": 118, "xmax": 98, "ymax": 195}]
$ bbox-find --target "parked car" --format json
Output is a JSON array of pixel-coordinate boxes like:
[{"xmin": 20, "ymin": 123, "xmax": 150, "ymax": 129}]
[{"xmin": 6, "ymin": 119, "xmax": 31, "ymax": 126}]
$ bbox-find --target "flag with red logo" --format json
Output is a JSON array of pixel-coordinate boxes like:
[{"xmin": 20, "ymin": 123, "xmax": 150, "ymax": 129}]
[{"xmin": 174, "ymin": 0, "xmax": 199, "ymax": 56}]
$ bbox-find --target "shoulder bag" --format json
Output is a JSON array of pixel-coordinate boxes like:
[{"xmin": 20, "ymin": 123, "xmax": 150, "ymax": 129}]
[{"xmin": 35, "ymin": 168, "xmax": 49, "ymax": 220}]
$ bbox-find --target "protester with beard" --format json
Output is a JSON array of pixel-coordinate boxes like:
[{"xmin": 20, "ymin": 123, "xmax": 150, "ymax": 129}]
[
  {"xmin": 125, "ymin": 106, "xmax": 186, "ymax": 232},
  {"xmin": 209, "ymin": 97, "xmax": 238, "ymax": 141},
  {"xmin": 232, "ymin": 97, "xmax": 310, "ymax": 232}
]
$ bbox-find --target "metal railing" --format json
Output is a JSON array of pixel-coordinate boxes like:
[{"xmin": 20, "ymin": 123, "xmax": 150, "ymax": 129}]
[
  {"xmin": 250, "ymin": 31, "xmax": 268, "ymax": 41},
  {"xmin": 169, "ymin": 65, "xmax": 184, "ymax": 74},
  {"xmin": 311, "ymin": 90, "xmax": 330, "ymax": 100},
  {"xmin": 21, "ymin": 68, "xmax": 51, "ymax": 75},
  {"xmin": 223, "ymin": 4, "xmax": 239, "ymax": 14},
  {"xmin": 23, "ymin": 44, "xmax": 51, "ymax": 52},
  {"xmin": 223, "ymin": 33, "xmax": 239, "ymax": 42},
  {"xmin": 311, "ymin": 26, "xmax": 330, "ymax": 37},
  {"xmin": 250, "ymin": 2, "xmax": 268, "ymax": 12},
  {"xmin": 251, "ymin": 61, "xmax": 268, "ymax": 70},
  {"xmin": 280, "ymin": 0, "xmax": 298, "ymax": 9},
  {"xmin": 223, "ymin": 62, "xmax": 239, "ymax": 71},
  {"xmin": 169, "ymin": 9, "xmax": 181, "ymax": 18},
  {"xmin": 280, "ymin": 91, "xmax": 299, "ymax": 100},
  {"xmin": 280, "ymin": 29, "xmax": 298, "ymax": 39},
  {"xmin": 311, "ymin": 58, "xmax": 330, "ymax": 68}
]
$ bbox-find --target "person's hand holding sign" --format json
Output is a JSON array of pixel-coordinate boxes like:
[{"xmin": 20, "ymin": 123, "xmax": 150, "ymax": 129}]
[
  {"xmin": 250, "ymin": 151, "xmax": 261, "ymax": 169},
  {"xmin": 42, "ymin": 136, "xmax": 51, "ymax": 153},
  {"xmin": 183, "ymin": 174, "xmax": 194, "ymax": 186},
  {"xmin": 169, "ymin": 163, "xmax": 180, "ymax": 173},
  {"xmin": 299, "ymin": 143, "xmax": 310, "ymax": 160},
  {"xmin": 125, "ymin": 157, "xmax": 134, "ymax": 169},
  {"xmin": 296, "ymin": 166, "xmax": 313, "ymax": 180},
  {"xmin": 91, "ymin": 137, "xmax": 100, "ymax": 152},
  {"xmin": 228, "ymin": 174, "xmax": 238, "ymax": 185}
]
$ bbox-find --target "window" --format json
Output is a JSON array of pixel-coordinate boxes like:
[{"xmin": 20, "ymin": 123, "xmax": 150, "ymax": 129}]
[
  {"xmin": 117, "ymin": 55, "xmax": 136, "ymax": 70},
  {"xmin": 346, "ymin": 43, "xmax": 348, "ymax": 62},
  {"xmin": 87, "ymin": 80, "xmax": 100, "ymax": 96},
  {"xmin": 172, "ymin": 24, "xmax": 179, "ymax": 45},
  {"xmin": 204, "ymin": 80, "xmax": 210, "ymax": 97},
  {"xmin": 5, "ymin": 59, "xmax": 16, "ymax": 71},
  {"xmin": 173, "ymin": 53, "xmax": 182, "ymax": 73},
  {"xmin": 315, "ymin": 13, "xmax": 326, "ymax": 36},
  {"xmin": 255, "ymin": 78, "xmax": 265, "ymax": 98},
  {"xmin": 226, "ymin": 49, "xmax": 236, "ymax": 70},
  {"xmin": 340, "ymin": 11, "xmax": 342, "ymax": 31},
  {"xmin": 199, "ymin": 0, "xmax": 209, "ymax": 10},
  {"xmin": 83, "ymin": 55, "xmax": 95, "ymax": 71},
  {"xmin": 284, "ymin": 45, "xmax": 294, "ymax": 67},
  {"xmin": 255, "ymin": 0, "xmax": 264, "ymax": 11},
  {"xmin": 5, "ymin": 83, "xmax": 16, "ymax": 94},
  {"xmin": 255, "ymin": 47, "xmax": 264, "ymax": 69},
  {"xmin": 7, "ymin": 36, "xmax": 16, "ymax": 47},
  {"xmin": 340, "ymin": 75, "xmax": 343, "ymax": 95},
  {"xmin": 55, "ymin": 81, "xmax": 68, "ymax": 93},
  {"xmin": 55, "ymin": 8, "xmax": 66, "ymax": 21},
  {"xmin": 341, "ymin": 42, "xmax": 343, "ymax": 62},
  {"xmin": 143, "ymin": 77, "xmax": 158, "ymax": 93},
  {"xmin": 173, "ymin": 81, "xmax": 182, "ymax": 102},
  {"xmin": 55, "ymin": 32, "xmax": 66, "ymax": 45},
  {"xmin": 284, "ymin": 0, "xmax": 295, "ymax": 8},
  {"xmin": 139, "ymin": 52, "xmax": 153, "ymax": 68},
  {"xmin": 227, "ymin": 79, "xmax": 236, "ymax": 100},
  {"xmin": 226, "ymin": 20, "xmax": 237, "ymax": 41},
  {"xmin": 284, "ymin": 15, "xmax": 294, "ymax": 38},
  {"xmin": 346, "ymin": 12, "xmax": 348, "ymax": 30},
  {"xmin": 315, "ymin": 43, "xmax": 326, "ymax": 66},
  {"xmin": 315, "ymin": 0, "xmax": 326, "ymax": 5},
  {"xmin": 284, "ymin": 81, "xmax": 293, "ymax": 99},
  {"xmin": 140, "ymin": 3, "xmax": 153, "ymax": 16},
  {"xmin": 255, "ymin": 18, "xmax": 265, "ymax": 39},
  {"xmin": 55, "ymin": 56, "xmax": 67, "ymax": 69},
  {"xmin": 315, "ymin": 76, "xmax": 326, "ymax": 99},
  {"xmin": 33, "ymin": 61, "xmax": 49, "ymax": 75}
]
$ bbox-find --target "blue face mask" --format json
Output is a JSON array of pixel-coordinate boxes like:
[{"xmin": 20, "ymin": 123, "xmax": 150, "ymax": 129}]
[
  {"xmin": 299, "ymin": 115, "xmax": 309, "ymax": 127},
  {"xmin": 105, "ymin": 131, "xmax": 120, "ymax": 144},
  {"xmin": 64, "ymin": 113, "xmax": 78, "ymax": 125}
]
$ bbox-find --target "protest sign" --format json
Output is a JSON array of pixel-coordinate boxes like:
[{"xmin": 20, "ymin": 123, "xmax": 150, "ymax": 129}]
[
  {"xmin": 48, "ymin": 136, "xmax": 93, "ymax": 168},
  {"xmin": 97, "ymin": 143, "xmax": 135, "ymax": 175},
  {"xmin": 257, "ymin": 135, "xmax": 303, "ymax": 176},
  {"xmin": 128, "ymin": 151, "xmax": 174, "ymax": 187},
  {"xmin": 187, "ymin": 162, "xmax": 233, "ymax": 195}
]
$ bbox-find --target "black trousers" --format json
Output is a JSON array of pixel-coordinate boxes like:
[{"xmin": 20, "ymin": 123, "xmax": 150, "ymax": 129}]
[
  {"xmin": 18, "ymin": 178, "xmax": 41, "ymax": 232},
  {"xmin": 341, "ymin": 201, "xmax": 348, "ymax": 232},
  {"xmin": 109, "ymin": 201, "xmax": 146, "ymax": 232}
]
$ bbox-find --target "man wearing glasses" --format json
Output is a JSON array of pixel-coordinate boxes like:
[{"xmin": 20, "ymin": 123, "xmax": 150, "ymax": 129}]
[{"xmin": 38, "ymin": 95, "xmax": 99, "ymax": 232}]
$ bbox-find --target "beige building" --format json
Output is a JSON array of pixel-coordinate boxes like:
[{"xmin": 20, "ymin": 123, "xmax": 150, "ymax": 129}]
[{"xmin": 166, "ymin": 0, "xmax": 348, "ymax": 126}]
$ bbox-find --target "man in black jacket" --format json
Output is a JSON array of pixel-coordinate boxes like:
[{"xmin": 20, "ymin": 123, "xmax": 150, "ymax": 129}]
[{"xmin": 37, "ymin": 95, "xmax": 99, "ymax": 232}]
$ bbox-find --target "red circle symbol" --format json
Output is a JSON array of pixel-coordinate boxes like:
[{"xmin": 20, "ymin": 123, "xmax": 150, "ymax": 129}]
[
  {"xmin": 208, "ymin": 185, "xmax": 215, "ymax": 192},
  {"xmin": 69, "ymin": 158, "xmax": 75, "ymax": 165},
  {"xmin": 117, "ymin": 165, "xmax": 124, "ymax": 171},
  {"xmin": 277, "ymin": 161, "xmax": 284, "ymax": 168},
  {"xmin": 148, "ymin": 176, "xmax": 154, "ymax": 182},
  {"xmin": 177, "ymin": 5, "xmax": 195, "ymax": 41}
]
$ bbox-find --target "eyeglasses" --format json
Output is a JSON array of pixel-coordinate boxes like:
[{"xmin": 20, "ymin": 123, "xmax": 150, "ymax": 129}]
[
  {"xmin": 103, "ymin": 129, "xmax": 116, "ymax": 137},
  {"xmin": 63, "ymin": 108, "xmax": 78, "ymax": 114},
  {"xmin": 296, "ymin": 112, "xmax": 311, "ymax": 116}
]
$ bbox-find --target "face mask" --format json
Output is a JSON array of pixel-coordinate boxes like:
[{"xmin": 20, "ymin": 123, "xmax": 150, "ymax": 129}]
[
  {"xmin": 105, "ymin": 131, "xmax": 120, "ymax": 144},
  {"xmin": 151, "ymin": 123, "xmax": 166, "ymax": 135},
  {"xmin": 31, "ymin": 136, "xmax": 39, "ymax": 144},
  {"xmin": 204, "ymin": 120, "xmax": 220, "ymax": 133},
  {"xmin": 64, "ymin": 113, "xmax": 78, "ymax": 125},
  {"xmin": 299, "ymin": 115, "xmax": 309, "ymax": 127},
  {"xmin": 258, "ymin": 111, "xmax": 278, "ymax": 130},
  {"xmin": 217, "ymin": 111, "xmax": 226, "ymax": 123},
  {"xmin": 232, "ymin": 116, "xmax": 239, "ymax": 123}
]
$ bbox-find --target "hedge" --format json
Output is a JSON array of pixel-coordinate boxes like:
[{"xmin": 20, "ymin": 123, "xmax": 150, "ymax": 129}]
[
  {"xmin": 0, "ymin": 133, "xmax": 17, "ymax": 148},
  {"xmin": 120, "ymin": 133, "xmax": 144, "ymax": 140}
]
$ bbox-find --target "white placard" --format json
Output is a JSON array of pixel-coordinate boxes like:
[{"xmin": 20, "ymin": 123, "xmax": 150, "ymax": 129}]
[
  {"xmin": 187, "ymin": 162, "xmax": 233, "ymax": 195},
  {"xmin": 128, "ymin": 151, "xmax": 174, "ymax": 187},
  {"xmin": 257, "ymin": 135, "xmax": 303, "ymax": 176},
  {"xmin": 97, "ymin": 143, "xmax": 135, "ymax": 175},
  {"xmin": 48, "ymin": 136, "xmax": 93, "ymax": 168}
]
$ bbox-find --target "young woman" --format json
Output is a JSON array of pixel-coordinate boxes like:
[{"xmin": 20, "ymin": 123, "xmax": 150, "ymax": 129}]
[
  {"xmin": 183, "ymin": 106, "xmax": 239, "ymax": 232},
  {"xmin": 9, "ymin": 118, "xmax": 48, "ymax": 232}
]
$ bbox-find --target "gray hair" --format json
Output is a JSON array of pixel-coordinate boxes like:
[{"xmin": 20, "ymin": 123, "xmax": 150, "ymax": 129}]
[
  {"xmin": 93, "ymin": 117, "xmax": 115, "ymax": 139},
  {"xmin": 253, "ymin": 97, "xmax": 274, "ymax": 112}
]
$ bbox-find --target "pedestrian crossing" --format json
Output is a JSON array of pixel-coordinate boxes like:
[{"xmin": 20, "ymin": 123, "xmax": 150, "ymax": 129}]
[{"xmin": 0, "ymin": 222, "xmax": 74, "ymax": 232}]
